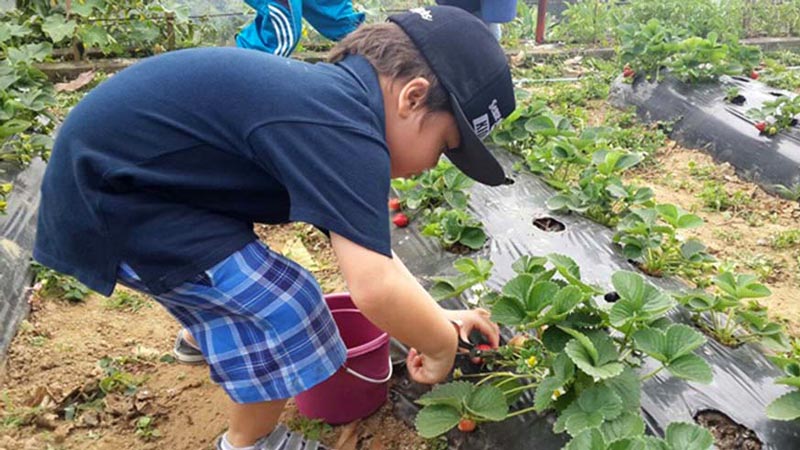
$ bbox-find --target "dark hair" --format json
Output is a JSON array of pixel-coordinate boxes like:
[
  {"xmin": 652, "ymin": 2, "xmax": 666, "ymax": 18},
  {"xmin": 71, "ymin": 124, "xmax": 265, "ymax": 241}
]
[{"xmin": 329, "ymin": 23, "xmax": 451, "ymax": 113}]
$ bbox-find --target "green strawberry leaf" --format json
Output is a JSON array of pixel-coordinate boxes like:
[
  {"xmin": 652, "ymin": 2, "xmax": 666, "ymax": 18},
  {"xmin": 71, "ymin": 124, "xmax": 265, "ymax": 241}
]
[
  {"xmin": 465, "ymin": 384, "xmax": 508, "ymax": 421},
  {"xmin": 600, "ymin": 412, "xmax": 646, "ymax": 443},
  {"xmin": 491, "ymin": 296, "xmax": 527, "ymax": 325},
  {"xmin": 666, "ymin": 354, "xmax": 712, "ymax": 384},
  {"xmin": 415, "ymin": 404, "xmax": 461, "ymax": 438},
  {"xmin": 416, "ymin": 381, "xmax": 472, "ymax": 409},
  {"xmin": 565, "ymin": 428, "xmax": 606, "ymax": 450},
  {"xmin": 534, "ymin": 376, "xmax": 564, "ymax": 412},
  {"xmin": 604, "ymin": 367, "xmax": 641, "ymax": 411},
  {"xmin": 766, "ymin": 391, "xmax": 800, "ymax": 421},
  {"xmin": 459, "ymin": 227, "xmax": 487, "ymax": 249},
  {"xmin": 665, "ymin": 422, "xmax": 714, "ymax": 450},
  {"xmin": 664, "ymin": 324, "xmax": 706, "ymax": 360}
]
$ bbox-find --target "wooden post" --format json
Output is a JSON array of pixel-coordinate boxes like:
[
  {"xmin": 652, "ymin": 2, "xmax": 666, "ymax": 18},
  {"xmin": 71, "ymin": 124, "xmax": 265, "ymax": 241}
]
[
  {"xmin": 166, "ymin": 12, "xmax": 176, "ymax": 51},
  {"xmin": 536, "ymin": 0, "xmax": 548, "ymax": 45}
]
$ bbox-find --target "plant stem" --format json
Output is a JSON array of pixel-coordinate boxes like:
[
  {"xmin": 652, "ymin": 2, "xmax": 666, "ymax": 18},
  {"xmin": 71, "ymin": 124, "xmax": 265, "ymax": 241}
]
[
  {"xmin": 506, "ymin": 404, "xmax": 541, "ymax": 418},
  {"xmin": 502, "ymin": 382, "xmax": 540, "ymax": 397},
  {"xmin": 639, "ymin": 365, "xmax": 664, "ymax": 381}
]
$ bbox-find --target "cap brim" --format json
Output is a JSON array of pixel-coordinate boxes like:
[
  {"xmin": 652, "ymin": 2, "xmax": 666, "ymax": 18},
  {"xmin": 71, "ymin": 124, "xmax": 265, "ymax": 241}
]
[{"xmin": 445, "ymin": 92, "xmax": 507, "ymax": 186}]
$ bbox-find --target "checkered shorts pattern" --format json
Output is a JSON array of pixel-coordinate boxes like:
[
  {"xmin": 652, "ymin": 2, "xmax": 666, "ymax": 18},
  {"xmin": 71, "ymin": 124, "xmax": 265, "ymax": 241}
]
[{"xmin": 116, "ymin": 240, "xmax": 346, "ymax": 403}]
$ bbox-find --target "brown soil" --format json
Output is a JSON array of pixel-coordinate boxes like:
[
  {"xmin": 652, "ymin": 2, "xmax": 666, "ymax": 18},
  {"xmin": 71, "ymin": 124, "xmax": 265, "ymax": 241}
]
[
  {"xmin": 0, "ymin": 223, "xmax": 428, "ymax": 450},
  {"xmin": 695, "ymin": 410, "xmax": 762, "ymax": 450},
  {"xmin": 626, "ymin": 141, "xmax": 800, "ymax": 334}
]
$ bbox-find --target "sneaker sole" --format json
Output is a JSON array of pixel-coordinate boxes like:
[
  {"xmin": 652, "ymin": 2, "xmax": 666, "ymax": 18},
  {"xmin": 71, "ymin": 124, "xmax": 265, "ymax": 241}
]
[{"xmin": 172, "ymin": 348, "xmax": 206, "ymax": 365}]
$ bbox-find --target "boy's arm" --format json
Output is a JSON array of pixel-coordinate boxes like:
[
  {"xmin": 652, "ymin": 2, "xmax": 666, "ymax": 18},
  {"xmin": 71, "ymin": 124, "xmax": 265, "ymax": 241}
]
[{"xmin": 331, "ymin": 232, "xmax": 479, "ymax": 383}]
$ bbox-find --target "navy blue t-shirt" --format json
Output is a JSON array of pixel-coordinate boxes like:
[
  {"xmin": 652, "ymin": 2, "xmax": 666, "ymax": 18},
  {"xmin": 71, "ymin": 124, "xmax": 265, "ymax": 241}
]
[{"xmin": 34, "ymin": 48, "xmax": 391, "ymax": 296}]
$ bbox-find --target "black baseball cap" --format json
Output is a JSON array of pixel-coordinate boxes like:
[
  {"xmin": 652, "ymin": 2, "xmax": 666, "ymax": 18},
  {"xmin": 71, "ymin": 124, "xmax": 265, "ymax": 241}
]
[{"xmin": 389, "ymin": 5, "xmax": 515, "ymax": 186}]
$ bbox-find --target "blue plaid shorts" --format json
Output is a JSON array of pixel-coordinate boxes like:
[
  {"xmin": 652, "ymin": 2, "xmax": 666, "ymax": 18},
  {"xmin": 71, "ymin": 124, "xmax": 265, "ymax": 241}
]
[{"xmin": 116, "ymin": 240, "xmax": 347, "ymax": 403}]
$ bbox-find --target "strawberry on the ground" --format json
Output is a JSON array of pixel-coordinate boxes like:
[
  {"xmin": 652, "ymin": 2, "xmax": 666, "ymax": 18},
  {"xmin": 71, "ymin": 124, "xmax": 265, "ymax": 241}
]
[
  {"xmin": 470, "ymin": 344, "xmax": 493, "ymax": 365},
  {"xmin": 755, "ymin": 122, "xmax": 767, "ymax": 133},
  {"xmin": 622, "ymin": 67, "xmax": 635, "ymax": 78},
  {"xmin": 388, "ymin": 198, "xmax": 401, "ymax": 211},
  {"xmin": 750, "ymin": 69, "xmax": 759, "ymax": 80},
  {"xmin": 458, "ymin": 418, "xmax": 476, "ymax": 433},
  {"xmin": 392, "ymin": 213, "xmax": 409, "ymax": 228},
  {"xmin": 768, "ymin": 126, "xmax": 778, "ymax": 136}
]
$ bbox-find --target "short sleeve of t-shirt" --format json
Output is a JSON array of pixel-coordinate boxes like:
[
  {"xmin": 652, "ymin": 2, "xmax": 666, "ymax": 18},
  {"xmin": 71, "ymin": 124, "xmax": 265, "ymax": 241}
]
[{"xmin": 248, "ymin": 122, "xmax": 392, "ymax": 257}]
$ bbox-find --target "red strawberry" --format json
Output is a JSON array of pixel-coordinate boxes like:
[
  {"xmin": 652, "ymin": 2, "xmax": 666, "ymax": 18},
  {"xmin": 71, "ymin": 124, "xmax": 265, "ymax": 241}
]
[
  {"xmin": 388, "ymin": 198, "xmax": 401, "ymax": 211},
  {"xmin": 470, "ymin": 344, "xmax": 493, "ymax": 365},
  {"xmin": 750, "ymin": 69, "xmax": 759, "ymax": 80},
  {"xmin": 755, "ymin": 121, "xmax": 767, "ymax": 133},
  {"xmin": 622, "ymin": 67, "xmax": 634, "ymax": 78},
  {"xmin": 392, "ymin": 213, "xmax": 409, "ymax": 228},
  {"xmin": 458, "ymin": 418, "xmax": 476, "ymax": 433}
]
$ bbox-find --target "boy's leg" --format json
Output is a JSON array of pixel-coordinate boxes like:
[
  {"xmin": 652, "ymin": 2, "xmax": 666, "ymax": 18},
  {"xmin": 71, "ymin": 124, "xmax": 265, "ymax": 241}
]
[
  {"xmin": 225, "ymin": 398, "xmax": 288, "ymax": 447},
  {"xmin": 117, "ymin": 241, "xmax": 346, "ymax": 445}
]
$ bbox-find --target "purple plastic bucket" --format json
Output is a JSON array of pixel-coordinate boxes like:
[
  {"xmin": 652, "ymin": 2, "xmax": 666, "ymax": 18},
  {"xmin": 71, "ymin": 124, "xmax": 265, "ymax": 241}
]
[
  {"xmin": 481, "ymin": 0, "xmax": 518, "ymax": 23},
  {"xmin": 295, "ymin": 293, "xmax": 392, "ymax": 424}
]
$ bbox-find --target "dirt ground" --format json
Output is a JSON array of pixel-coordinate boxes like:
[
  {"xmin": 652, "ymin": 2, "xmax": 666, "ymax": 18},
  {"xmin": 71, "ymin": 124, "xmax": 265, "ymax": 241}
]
[
  {"xmin": 627, "ymin": 141, "xmax": 800, "ymax": 334},
  {"xmin": 0, "ymin": 224, "xmax": 429, "ymax": 450}
]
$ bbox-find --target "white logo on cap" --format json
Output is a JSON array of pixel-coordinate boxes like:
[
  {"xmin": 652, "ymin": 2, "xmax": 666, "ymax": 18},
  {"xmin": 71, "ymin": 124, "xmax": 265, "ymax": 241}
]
[
  {"xmin": 409, "ymin": 7, "xmax": 433, "ymax": 21},
  {"xmin": 472, "ymin": 114, "xmax": 491, "ymax": 140},
  {"xmin": 488, "ymin": 99, "xmax": 502, "ymax": 122}
]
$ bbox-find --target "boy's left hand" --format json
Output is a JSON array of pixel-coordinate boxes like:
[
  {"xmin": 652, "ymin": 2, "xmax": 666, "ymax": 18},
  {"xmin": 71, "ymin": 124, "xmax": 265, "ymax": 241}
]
[{"xmin": 443, "ymin": 308, "xmax": 500, "ymax": 349}]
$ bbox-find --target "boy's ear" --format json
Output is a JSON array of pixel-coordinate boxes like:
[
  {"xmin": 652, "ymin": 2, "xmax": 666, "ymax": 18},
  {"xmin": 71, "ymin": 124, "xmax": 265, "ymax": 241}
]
[{"xmin": 397, "ymin": 77, "xmax": 431, "ymax": 118}]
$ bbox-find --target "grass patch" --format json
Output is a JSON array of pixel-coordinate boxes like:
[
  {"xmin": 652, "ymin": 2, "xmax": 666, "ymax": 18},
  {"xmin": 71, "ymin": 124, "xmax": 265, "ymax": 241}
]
[
  {"xmin": 104, "ymin": 290, "xmax": 151, "ymax": 313},
  {"xmin": 771, "ymin": 230, "xmax": 800, "ymax": 250}
]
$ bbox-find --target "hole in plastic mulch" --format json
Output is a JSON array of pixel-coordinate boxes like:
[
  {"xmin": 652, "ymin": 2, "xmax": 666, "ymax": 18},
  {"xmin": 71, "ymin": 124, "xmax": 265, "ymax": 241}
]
[
  {"xmin": 532, "ymin": 217, "xmax": 566, "ymax": 232},
  {"xmin": 769, "ymin": 91, "xmax": 785, "ymax": 97},
  {"xmin": 694, "ymin": 409, "xmax": 763, "ymax": 450},
  {"xmin": 729, "ymin": 95, "xmax": 746, "ymax": 105},
  {"xmin": 604, "ymin": 291, "xmax": 621, "ymax": 303}
]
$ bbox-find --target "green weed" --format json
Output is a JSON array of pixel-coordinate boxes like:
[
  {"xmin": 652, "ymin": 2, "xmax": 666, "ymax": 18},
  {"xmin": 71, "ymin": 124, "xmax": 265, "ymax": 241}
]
[
  {"xmin": 104, "ymin": 291, "xmax": 151, "ymax": 313},
  {"xmin": 287, "ymin": 416, "xmax": 332, "ymax": 441},
  {"xmin": 772, "ymin": 230, "xmax": 800, "ymax": 250}
]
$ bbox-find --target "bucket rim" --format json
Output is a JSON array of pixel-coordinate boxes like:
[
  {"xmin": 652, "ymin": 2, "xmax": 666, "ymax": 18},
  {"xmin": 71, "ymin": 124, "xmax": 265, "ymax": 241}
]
[{"xmin": 331, "ymin": 308, "xmax": 390, "ymax": 358}]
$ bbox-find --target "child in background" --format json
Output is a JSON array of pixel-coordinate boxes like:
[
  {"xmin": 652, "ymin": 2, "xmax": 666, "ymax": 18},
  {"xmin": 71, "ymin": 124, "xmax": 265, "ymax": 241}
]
[{"xmin": 236, "ymin": 0, "xmax": 365, "ymax": 56}]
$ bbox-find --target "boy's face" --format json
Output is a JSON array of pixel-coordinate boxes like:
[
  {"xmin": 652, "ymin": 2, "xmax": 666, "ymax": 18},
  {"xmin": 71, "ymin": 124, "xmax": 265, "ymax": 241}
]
[{"xmin": 382, "ymin": 77, "xmax": 461, "ymax": 178}]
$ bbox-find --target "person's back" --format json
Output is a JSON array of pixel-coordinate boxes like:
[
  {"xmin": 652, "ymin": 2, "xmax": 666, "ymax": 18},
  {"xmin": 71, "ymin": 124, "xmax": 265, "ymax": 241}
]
[{"xmin": 37, "ymin": 48, "xmax": 388, "ymax": 295}]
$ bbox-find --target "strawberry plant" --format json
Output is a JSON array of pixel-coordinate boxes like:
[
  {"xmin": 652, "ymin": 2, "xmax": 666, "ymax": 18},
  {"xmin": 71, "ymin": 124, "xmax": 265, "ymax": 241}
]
[
  {"xmin": 617, "ymin": 19, "xmax": 681, "ymax": 81},
  {"xmin": 391, "ymin": 160, "xmax": 474, "ymax": 212},
  {"xmin": 546, "ymin": 150, "xmax": 654, "ymax": 226},
  {"xmin": 32, "ymin": 262, "xmax": 91, "ymax": 302},
  {"xmin": 414, "ymin": 381, "xmax": 509, "ymax": 437},
  {"xmin": 668, "ymin": 34, "xmax": 759, "ymax": 83},
  {"xmin": 613, "ymin": 204, "xmax": 714, "ymax": 284},
  {"xmin": 676, "ymin": 271, "xmax": 788, "ymax": 350},
  {"xmin": 767, "ymin": 339, "xmax": 800, "ymax": 422},
  {"xmin": 773, "ymin": 183, "xmax": 800, "ymax": 203},
  {"xmin": 748, "ymin": 95, "xmax": 800, "ymax": 135},
  {"xmin": 421, "ymin": 208, "xmax": 487, "ymax": 252},
  {"xmin": 415, "ymin": 255, "xmax": 715, "ymax": 449},
  {"xmin": 429, "ymin": 257, "xmax": 493, "ymax": 302}
]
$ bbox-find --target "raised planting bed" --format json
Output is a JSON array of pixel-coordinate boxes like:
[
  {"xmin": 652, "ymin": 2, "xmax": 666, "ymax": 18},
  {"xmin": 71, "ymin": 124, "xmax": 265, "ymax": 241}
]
[
  {"xmin": 609, "ymin": 73, "xmax": 800, "ymax": 194},
  {"xmin": 388, "ymin": 151, "xmax": 800, "ymax": 449},
  {"xmin": 0, "ymin": 158, "xmax": 45, "ymax": 359}
]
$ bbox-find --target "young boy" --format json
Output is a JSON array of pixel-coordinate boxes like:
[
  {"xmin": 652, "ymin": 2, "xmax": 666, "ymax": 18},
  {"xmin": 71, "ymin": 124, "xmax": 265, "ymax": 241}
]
[
  {"xmin": 236, "ymin": 0, "xmax": 365, "ymax": 56},
  {"xmin": 34, "ymin": 6, "xmax": 513, "ymax": 449}
]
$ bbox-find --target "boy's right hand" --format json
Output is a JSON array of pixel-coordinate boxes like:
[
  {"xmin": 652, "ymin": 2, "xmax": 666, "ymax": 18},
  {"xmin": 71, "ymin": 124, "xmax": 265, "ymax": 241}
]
[{"xmin": 405, "ymin": 338, "xmax": 458, "ymax": 384}]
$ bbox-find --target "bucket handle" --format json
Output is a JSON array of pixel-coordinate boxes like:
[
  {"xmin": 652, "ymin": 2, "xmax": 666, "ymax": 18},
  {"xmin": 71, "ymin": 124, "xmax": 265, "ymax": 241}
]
[{"xmin": 344, "ymin": 356, "xmax": 393, "ymax": 384}]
